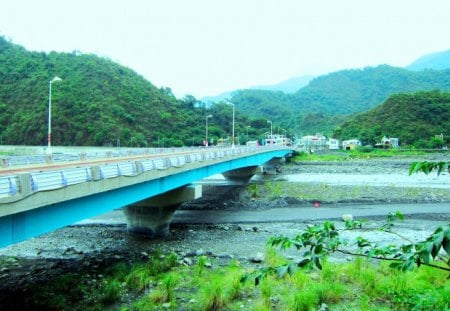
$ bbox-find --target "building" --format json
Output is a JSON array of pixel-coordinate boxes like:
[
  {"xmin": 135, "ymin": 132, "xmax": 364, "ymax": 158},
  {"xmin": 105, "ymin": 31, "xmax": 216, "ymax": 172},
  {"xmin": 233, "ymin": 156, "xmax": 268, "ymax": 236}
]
[
  {"xmin": 264, "ymin": 134, "xmax": 291, "ymax": 146},
  {"xmin": 375, "ymin": 136, "xmax": 399, "ymax": 148},
  {"xmin": 327, "ymin": 138, "xmax": 340, "ymax": 150},
  {"xmin": 342, "ymin": 139, "xmax": 362, "ymax": 150},
  {"xmin": 297, "ymin": 133, "xmax": 327, "ymax": 150}
]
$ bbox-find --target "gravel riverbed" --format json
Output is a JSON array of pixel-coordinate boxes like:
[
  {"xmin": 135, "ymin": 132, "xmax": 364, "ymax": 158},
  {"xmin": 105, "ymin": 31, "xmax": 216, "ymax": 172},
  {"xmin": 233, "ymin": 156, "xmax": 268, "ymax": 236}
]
[{"xmin": 0, "ymin": 154, "xmax": 449, "ymax": 305}]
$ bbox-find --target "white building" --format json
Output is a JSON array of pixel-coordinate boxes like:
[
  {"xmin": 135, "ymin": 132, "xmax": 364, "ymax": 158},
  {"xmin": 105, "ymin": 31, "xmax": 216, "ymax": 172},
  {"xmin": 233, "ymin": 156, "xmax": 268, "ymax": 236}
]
[
  {"xmin": 298, "ymin": 133, "xmax": 327, "ymax": 150},
  {"xmin": 327, "ymin": 138, "xmax": 340, "ymax": 150},
  {"xmin": 264, "ymin": 134, "xmax": 291, "ymax": 146}
]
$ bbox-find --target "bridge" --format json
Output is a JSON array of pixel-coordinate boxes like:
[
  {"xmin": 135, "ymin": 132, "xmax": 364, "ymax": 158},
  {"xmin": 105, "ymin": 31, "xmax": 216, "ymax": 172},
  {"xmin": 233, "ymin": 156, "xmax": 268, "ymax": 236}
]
[{"xmin": 0, "ymin": 146, "xmax": 292, "ymax": 248}]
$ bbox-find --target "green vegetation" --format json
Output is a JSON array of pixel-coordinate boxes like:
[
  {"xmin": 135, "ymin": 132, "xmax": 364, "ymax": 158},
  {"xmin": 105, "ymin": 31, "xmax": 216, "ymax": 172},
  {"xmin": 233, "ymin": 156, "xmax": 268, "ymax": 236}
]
[
  {"xmin": 334, "ymin": 91, "xmax": 450, "ymax": 147},
  {"xmin": 291, "ymin": 148, "xmax": 430, "ymax": 162},
  {"xmin": 2, "ymin": 37, "xmax": 449, "ymax": 147},
  {"xmin": 22, "ymin": 233, "xmax": 449, "ymax": 310},
  {"xmin": 0, "ymin": 37, "xmax": 271, "ymax": 147},
  {"xmin": 232, "ymin": 66, "xmax": 450, "ymax": 135}
]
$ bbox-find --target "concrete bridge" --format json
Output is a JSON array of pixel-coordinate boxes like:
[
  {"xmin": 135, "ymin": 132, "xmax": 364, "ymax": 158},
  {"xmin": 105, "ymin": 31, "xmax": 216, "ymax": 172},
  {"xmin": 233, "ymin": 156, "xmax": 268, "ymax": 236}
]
[{"xmin": 0, "ymin": 146, "xmax": 292, "ymax": 247}]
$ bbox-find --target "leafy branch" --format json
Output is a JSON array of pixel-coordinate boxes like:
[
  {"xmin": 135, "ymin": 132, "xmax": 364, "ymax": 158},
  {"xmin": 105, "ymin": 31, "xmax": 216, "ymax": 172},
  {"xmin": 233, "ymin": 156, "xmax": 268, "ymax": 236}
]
[
  {"xmin": 241, "ymin": 214, "xmax": 450, "ymax": 286},
  {"xmin": 409, "ymin": 161, "xmax": 449, "ymax": 176}
]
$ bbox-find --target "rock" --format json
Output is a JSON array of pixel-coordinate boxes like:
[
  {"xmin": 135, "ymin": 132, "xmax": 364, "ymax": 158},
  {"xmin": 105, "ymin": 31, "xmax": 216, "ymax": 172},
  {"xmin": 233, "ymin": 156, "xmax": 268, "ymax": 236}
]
[
  {"xmin": 252, "ymin": 226, "xmax": 259, "ymax": 232},
  {"xmin": 196, "ymin": 249, "xmax": 205, "ymax": 256},
  {"xmin": 319, "ymin": 303, "xmax": 329, "ymax": 311},
  {"xmin": 249, "ymin": 252, "xmax": 264, "ymax": 263},
  {"xmin": 162, "ymin": 302, "xmax": 171, "ymax": 308},
  {"xmin": 342, "ymin": 214, "xmax": 353, "ymax": 222},
  {"xmin": 182, "ymin": 258, "xmax": 193, "ymax": 266},
  {"xmin": 140, "ymin": 251, "xmax": 149, "ymax": 258},
  {"xmin": 217, "ymin": 253, "xmax": 233, "ymax": 259}
]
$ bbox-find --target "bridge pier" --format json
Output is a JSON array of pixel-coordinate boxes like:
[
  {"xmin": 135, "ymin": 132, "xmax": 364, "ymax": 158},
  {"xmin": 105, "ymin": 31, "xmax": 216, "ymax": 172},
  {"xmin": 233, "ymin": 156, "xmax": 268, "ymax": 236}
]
[
  {"xmin": 262, "ymin": 157, "xmax": 285, "ymax": 174},
  {"xmin": 222, "ymin": 166, "xmax": 260, "ymax": 184},
  {"xmin": 123, "ymin": 184, "xmax": 201, "ymax": 238}
]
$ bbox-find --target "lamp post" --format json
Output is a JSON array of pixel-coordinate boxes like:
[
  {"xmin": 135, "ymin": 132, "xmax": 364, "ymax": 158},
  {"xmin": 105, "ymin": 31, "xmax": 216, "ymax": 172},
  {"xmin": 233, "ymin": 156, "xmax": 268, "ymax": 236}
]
[
  {"xmin": 47, "ymin": 76, "xmax": 62, "ymax": 154},
  {"xmin": 205, "ymin": 114, "xmax": 212, "ymax": 147},
  {"xmin": 246, "ymin": 125, "xmax": 251, "ymax": 142},
  {"xmin": 225, "ymin": 100, "xmax": 235, "ymax": 148},
  {"xmin": 267, "ymin": 120, "xmax": 273, "ymax": 145}
]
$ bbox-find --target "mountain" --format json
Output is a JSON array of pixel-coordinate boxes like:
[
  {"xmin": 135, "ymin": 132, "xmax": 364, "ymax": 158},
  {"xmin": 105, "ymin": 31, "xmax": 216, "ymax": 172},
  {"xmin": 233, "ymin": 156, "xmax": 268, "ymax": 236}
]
[
  {"xmin": 333, "ymin": 90, "xmax": 450, "ymax": 147},
  {"xmin": 407, "ymin": 49, "xmax": 450, "ymax": 71},
  {"xmin": 249, "ymin": 75, "xmax": 314, "ymax": 93},
  {"xmin": 0, "ymin": 37, "xmax": 264, "ymax": 147},
  {"xmin": 231, "ymin": 65, "xmax": 450, "ymax": 135},
  {"xmin": 201, "ymin": 75, "xmax": 314, "ymax": 104}
]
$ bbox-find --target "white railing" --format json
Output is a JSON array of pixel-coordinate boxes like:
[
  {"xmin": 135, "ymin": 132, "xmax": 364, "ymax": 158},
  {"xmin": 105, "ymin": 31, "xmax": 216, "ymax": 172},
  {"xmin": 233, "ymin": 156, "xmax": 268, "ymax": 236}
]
[{"xmin": 0, "ymin": 146, "xmax": 289, "ymax": 199}]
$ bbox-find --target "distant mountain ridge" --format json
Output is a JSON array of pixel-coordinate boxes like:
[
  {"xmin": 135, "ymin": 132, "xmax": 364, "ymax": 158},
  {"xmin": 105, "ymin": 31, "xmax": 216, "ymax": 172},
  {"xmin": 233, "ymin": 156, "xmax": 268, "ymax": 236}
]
[
  {"xmin": 407, "ymin": 49, "xmax": 450, "ymax": 71},
  {"xmin": 201, "ymin": 75, "xmax": 314, "ymax": 104},
  {"xmin": 231, "ymin": 65, "xmax": 450, "ymax": 135},
  {"xmin": 249, "ymin": 75, "xmax": 314, "ymax": 93}
]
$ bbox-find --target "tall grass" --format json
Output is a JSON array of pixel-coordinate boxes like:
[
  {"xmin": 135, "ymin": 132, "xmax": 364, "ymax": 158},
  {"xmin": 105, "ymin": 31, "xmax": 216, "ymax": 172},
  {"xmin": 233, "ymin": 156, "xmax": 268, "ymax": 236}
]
[{"xmin": 25, "ymin": 251, "xmax": 449, "ymax": 310}]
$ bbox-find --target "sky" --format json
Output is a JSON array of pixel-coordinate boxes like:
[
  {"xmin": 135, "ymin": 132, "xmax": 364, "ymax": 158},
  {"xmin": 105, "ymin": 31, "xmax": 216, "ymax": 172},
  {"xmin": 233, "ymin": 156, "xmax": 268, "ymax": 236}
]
[{"xmin": 1, "ymin": 0, "xmax": 450, "ymax": 98}]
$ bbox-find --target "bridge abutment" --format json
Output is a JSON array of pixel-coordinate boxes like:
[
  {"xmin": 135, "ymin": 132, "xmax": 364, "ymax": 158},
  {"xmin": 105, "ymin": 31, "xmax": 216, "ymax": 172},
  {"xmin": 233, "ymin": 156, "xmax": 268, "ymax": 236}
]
[{"xmin": 123, "ymin": 185, "xmax": 201, "ymax": 237}]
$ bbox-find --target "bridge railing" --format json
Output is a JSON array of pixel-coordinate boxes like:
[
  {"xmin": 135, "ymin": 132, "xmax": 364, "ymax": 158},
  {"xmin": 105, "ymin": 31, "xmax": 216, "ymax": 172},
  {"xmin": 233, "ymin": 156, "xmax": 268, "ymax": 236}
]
[
  {"xmin": 0, "ymin": 146, "xmax": 290, "ymax": 200},
  {"xmin": 0, "ymin": 176, "xmax": 18, "ymax": 197}
]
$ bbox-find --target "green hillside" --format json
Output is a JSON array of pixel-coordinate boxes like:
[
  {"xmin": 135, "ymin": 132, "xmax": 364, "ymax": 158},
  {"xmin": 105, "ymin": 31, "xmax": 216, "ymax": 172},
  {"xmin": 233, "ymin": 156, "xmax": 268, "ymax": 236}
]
[
  {"xmin": 333, "ymin": 91, "xmax": 450, "ymax": 147},
  {"xmin": 0, "ymin": 37, "xmax": 262, "ymax": 147},
  {"xmin": 231, "ymin": 65, "xmax": 450, "ymax": 135}
]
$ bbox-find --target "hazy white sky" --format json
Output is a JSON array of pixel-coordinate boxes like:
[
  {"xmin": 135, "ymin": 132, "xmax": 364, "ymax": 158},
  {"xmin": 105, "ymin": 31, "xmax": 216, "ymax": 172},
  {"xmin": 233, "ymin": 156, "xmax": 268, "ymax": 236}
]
[{"xmin": 1, "ymin": 0, "xmax": 449, "ymax": 98}]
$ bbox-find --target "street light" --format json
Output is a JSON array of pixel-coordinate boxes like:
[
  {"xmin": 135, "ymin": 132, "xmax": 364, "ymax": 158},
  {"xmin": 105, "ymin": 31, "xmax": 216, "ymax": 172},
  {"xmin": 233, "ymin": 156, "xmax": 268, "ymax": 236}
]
[
  {"xmin": 246, "ymin": 125, "xmax": 251, "ymax": 142},
  {"xmin": 47, "ymin": 76, "xmax": 62, "ymax": 154},
  {"xmin": 267, "ymin": 120, "xmax": 273, "ymax": 145},
  {"xmin": 225, "ymin": 101, "xmax": 235, "ymax": 148},
  {"xmin": 205, "ymin": 114, "xmax": 212, "ymax": 147}
]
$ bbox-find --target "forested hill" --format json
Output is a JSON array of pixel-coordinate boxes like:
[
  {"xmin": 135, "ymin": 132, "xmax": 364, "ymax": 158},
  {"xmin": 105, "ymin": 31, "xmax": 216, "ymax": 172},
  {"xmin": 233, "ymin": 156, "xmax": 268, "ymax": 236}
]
[
  {"xmin": 0, "ymin": 37, "xmax": 208, "ymax": 147},
  {"xmin": 333, "ymin": 90, "xmax": 450, "ymax": 147},
  {"xmin": 232, "ymin": 65, "xmax": 450, "ymax": 134}
]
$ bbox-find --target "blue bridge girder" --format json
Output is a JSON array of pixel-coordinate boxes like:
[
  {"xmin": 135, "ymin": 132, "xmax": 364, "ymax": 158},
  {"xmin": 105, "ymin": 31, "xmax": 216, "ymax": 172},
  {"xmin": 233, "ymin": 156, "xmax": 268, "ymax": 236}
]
[{"xmin": 0, "ymin": 146, "xmax": 292, "ymax": 247}]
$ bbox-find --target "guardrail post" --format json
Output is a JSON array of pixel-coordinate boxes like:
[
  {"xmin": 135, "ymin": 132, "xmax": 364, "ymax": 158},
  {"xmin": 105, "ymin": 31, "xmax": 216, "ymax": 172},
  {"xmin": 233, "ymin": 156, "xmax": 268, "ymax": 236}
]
[
  {"xmin": 1, "ymin": 158, "xmax": 8, "ymax": 168},
  {"xmin": 135, "ymin": 161, "xmax": 144, "ymax": 174},
  {"xmin": 17, "ymin": 173, "xmax": 33, "ymax": 197},
  {"xmin": 45, "ymin": 154, "xmax": 53, "ymax": 163},
  {"xmin": 91, "ymin": 166, "xmax": 101, "ymax": 180}
]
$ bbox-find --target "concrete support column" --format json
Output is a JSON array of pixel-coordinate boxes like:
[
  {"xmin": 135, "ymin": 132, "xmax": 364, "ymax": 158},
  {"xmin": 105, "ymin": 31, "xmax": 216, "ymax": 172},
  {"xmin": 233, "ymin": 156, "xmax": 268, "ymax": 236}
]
[
  {"xmin": 123, "ymin": 185, "xmax": 201, "ymax": 238},
  {"xmin": 222, "ymin": 166, "xmax": 260, "ymax": 184}
]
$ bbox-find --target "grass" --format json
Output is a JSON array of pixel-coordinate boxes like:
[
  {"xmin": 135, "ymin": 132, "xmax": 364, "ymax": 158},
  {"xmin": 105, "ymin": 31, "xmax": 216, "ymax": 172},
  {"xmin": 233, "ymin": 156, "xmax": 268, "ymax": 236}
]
[
  {"xmin": 24, "ymin": 250, "xmax": 449, "ymax": 310},
  {"xmin": 292, "ymin": 148, "xmax": 430, "ymax": 162},
  {"xmin": 248, "ymin": 181, "xmax": 450, "ymax": 204}
]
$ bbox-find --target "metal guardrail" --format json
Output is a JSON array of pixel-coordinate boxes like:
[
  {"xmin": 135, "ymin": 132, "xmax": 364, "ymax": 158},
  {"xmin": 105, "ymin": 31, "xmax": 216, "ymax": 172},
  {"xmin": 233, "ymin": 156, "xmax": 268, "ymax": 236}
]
[
  {"xmin": 0, "ymin": 176, "xmax": 18, "ymax": 197},
  {"xmin": 0, "ymin": 146, "xmax": 289, "ymax": 199}
]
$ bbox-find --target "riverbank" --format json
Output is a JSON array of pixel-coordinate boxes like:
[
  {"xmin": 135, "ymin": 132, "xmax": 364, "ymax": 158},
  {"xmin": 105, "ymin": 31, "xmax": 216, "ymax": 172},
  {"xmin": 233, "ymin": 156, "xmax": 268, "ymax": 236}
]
[{"xmin": 0, "ymin": 155, "xmax": 448, "ymax": 308}]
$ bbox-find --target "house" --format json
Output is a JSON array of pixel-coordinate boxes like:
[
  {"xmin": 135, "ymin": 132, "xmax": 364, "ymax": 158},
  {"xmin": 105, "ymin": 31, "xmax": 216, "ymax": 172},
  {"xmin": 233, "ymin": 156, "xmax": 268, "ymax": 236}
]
[
  {"xmin": 297, "ymin": 133, "xmax": 327, "ymax": 151},
  {"xmin": 327, "ymin": 138, "xmax": 340, "ymax": 150},
  {"xmin": 264, "ymin": 134, "xmax": 290, "ymax": 146},
  {"xmin": 375, "ymin": 136, "xmax": 399, "ymax": 148},
  {"xmin": 342, "ymin": 139, "xmax": 362, "ymax": 150}
]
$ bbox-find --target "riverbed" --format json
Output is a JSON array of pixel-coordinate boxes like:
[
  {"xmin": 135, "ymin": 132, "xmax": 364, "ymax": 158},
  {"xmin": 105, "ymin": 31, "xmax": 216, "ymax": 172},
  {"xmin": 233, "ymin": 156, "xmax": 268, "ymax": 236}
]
[{"xmin": 0, "ymin": 155, "xmax": 449, "ymax": 304}]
